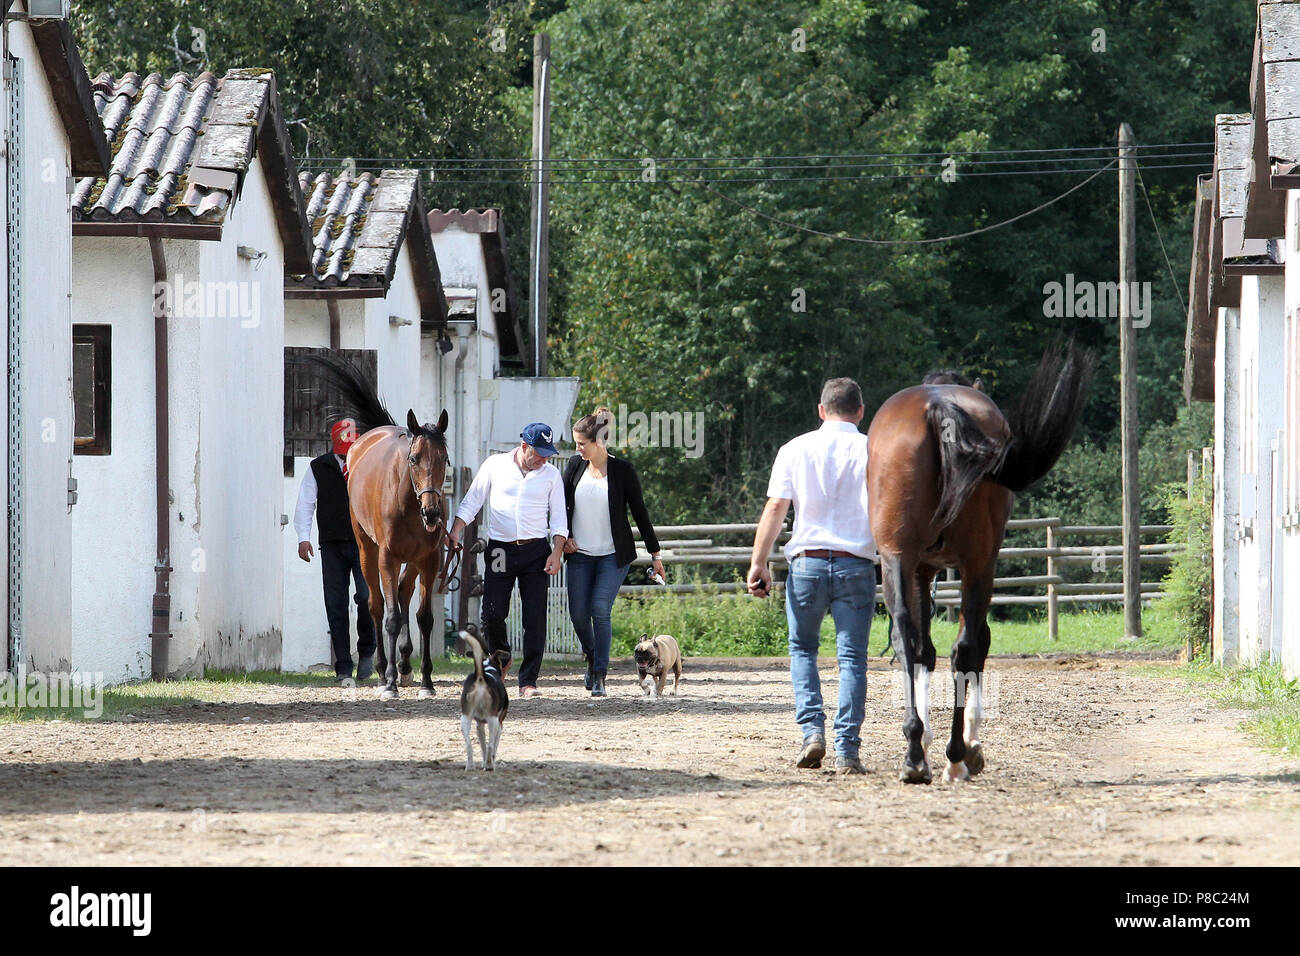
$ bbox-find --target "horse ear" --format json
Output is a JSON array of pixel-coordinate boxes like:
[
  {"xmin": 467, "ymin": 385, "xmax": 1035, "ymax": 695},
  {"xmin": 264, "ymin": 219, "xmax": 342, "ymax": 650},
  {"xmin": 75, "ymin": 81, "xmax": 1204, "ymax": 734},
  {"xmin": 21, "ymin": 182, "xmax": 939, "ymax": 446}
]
[
  {"xmin": 406, "ymin": 409, "xmax": 420, "ymax": 434},
  {"xmin": 437, "ymin": 408, "xmax": 449, "ymax": 433}
]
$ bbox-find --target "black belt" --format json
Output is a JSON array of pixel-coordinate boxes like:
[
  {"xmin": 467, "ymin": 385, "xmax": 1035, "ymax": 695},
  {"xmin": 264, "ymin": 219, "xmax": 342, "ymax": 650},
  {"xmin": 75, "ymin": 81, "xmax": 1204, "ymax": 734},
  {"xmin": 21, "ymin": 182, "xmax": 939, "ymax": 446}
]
[{"xmin": 491, "ymin": 537, "xmax": 543, "ymax": 547}]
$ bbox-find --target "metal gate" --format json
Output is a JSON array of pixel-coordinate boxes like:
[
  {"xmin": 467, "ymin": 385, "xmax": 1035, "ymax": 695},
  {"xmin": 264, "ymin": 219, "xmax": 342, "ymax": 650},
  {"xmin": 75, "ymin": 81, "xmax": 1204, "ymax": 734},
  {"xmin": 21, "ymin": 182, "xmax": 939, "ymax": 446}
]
[{"xmin": 5, "ymin": 53, "xmax": 21, "ymax": 674}]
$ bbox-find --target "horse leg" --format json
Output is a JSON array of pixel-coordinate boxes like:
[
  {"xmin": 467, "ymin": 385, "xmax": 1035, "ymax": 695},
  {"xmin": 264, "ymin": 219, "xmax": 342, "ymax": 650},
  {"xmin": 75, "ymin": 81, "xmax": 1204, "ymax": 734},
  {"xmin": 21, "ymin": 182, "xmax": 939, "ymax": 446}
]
[
  {"xmin": 914, "ymin": 565, "xmax": 938, "ymax": 756},
  {"xmin": 415, "ymin": 554, "xmax": 437, "ymax": 699},
  {"xmin": 944, "ymin": 561, "xmax": 994, "ymax": 782},
  {"xmin": 396, "ymin": 563, "xmax": 419, "ymax": 685},
  {"xmin": 882, "ymin": 552, "xmax": 930, "ymax": 784},
  {"xmin": 356, "ymin": 526, "xmax": 385, "ymax": 682},
  {"xmin": 378, "ymin": 550, "xmax": 404, "ymax": 700}
]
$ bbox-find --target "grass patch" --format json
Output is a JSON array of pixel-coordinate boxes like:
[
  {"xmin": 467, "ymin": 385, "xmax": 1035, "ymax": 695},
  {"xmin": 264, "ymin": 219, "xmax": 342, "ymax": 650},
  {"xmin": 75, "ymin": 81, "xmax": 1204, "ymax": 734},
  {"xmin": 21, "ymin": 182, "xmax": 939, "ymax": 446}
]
[
  {"xmin": 1153, "ymin": 658, "xmax": 1300, "ymax": 755},
  {"xmin": 613, "ymin": 584, "xmax": 1184, "ymax": 658},
  {"xmin": 0, "ymin": 657, "xmax": 479, "ymax": 724}
]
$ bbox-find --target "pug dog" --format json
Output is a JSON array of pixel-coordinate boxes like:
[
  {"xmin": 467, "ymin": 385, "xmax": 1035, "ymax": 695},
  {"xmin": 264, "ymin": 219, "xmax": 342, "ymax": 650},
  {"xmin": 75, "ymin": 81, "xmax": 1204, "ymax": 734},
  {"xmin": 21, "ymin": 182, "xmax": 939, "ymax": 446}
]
[{"xmin": 633, "ymin": 633, "xmax": 682, "ymax": 699}]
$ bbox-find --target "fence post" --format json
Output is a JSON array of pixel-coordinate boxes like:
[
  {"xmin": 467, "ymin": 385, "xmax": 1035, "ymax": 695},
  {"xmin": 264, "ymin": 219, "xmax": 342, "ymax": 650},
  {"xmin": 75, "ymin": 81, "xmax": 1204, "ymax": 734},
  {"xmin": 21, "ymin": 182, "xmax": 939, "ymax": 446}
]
[
  {"xmin": 945, "ymin": 568, "xmax": 956, "ymax": 622},
  {"xmin": 1046, "ymin": 523, "xmax": 1059, "ymax": 641}
]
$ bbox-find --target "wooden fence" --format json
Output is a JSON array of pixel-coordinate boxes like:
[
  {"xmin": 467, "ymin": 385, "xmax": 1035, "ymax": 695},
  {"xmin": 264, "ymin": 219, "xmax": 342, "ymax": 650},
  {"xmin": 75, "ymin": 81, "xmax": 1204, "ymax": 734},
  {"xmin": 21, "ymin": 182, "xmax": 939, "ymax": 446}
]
[{"xmin": 621, "ymin": 517, "xmax": 1180, "ymax": 640}]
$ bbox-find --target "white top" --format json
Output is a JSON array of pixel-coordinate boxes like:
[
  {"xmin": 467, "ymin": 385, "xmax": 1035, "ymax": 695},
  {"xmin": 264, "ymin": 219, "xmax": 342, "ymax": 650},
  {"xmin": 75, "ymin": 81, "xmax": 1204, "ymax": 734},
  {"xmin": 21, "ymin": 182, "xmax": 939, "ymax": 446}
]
[
  {"xmin": 571, "ymin": 468, "xmax": 616, "ymax": 556},
  {"xmin": 293, "ymin": 454, "xmax": 346, "ymax": 543},
  {"xmin": 766, "ymin": 419, "xmax": 875, "ymax": 560},
  {"xmin": 454, "ymin": 450, "xmax": 569, "ymax": 542}
]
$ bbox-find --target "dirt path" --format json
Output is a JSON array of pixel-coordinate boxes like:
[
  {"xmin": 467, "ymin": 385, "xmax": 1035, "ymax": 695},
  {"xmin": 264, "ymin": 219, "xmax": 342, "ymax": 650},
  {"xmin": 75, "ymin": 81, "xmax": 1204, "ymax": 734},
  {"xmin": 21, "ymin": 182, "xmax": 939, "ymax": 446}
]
[{"xmin": 1, "ymin": 656, "xmax": 1296, "ymax": 866}]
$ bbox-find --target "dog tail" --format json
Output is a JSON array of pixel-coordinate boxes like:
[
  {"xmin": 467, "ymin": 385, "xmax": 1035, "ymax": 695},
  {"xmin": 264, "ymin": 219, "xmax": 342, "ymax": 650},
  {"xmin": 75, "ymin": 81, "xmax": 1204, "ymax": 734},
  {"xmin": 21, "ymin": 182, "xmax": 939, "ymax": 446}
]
[{"xmin": 463, "ymin": 632, "xmax": 486, "ymax": 682}]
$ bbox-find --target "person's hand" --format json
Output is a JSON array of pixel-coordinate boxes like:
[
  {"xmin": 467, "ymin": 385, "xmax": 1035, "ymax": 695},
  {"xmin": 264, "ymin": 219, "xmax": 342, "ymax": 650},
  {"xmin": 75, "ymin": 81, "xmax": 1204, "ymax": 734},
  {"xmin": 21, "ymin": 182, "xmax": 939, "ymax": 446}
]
[
  {"xmin": 563, "ymin": 537, "xmax": 578, "ymax": 554},
  {"xmin": 544, "ymin": 551, "xmax": 563, "ymax": 575},
  {"xmin": 652, "ymin": 556, "xmax": 666, "ymax": 582},
  {"xmin": 298, "ymin": 541, "xmax": 314, "ymax": 562},
  {"xmin": 447, "ymin": 527, "xmax": 461, "ymax": 550},
  {"xmin": 746, "ymin": 563, "xmax": 771, "ymax": 598}
]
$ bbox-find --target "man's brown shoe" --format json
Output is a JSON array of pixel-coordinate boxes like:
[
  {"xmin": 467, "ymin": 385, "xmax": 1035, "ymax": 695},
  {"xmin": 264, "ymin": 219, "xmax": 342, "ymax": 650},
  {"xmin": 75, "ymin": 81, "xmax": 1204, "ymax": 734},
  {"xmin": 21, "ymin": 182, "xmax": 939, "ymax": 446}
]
[{"xmin": 796, "ymin": 734, "xmax": 826, "ymax": 769}]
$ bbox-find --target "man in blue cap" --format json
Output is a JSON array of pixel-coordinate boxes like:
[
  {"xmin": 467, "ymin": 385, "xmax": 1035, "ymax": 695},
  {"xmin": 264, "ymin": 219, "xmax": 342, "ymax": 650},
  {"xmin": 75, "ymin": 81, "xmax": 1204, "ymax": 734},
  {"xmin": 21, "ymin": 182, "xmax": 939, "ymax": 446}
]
[{"xmin": 449, "ymin": 423, "xmax": 568, "ymax": 697}]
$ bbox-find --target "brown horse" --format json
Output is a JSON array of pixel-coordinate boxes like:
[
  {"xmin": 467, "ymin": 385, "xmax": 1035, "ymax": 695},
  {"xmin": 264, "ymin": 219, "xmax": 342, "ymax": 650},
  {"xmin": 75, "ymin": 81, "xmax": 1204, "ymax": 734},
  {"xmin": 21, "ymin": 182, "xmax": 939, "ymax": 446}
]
[
  {"xmin": 867, "ymin": 342, "xmax": 1092, "ymax": 784},
  {"xmin": 309, "ymin": 353, "xmax": 455, "ymax": 700}
]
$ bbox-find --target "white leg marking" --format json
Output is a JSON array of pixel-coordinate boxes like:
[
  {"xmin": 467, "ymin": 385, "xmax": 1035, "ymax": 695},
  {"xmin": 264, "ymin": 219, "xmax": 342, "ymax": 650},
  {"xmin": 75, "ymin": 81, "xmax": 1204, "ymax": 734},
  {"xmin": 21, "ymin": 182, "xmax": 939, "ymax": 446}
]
[
  {"xmin": 486, "ymin": 716, "xmax": 501, "ymax": 770},
  {"xmin": 476, "ymin": 721, "xmax": 489, "ymax": 771},
  {"xmin": 964, "ymin": 674, "xmax": 983, "ymax": 748},
  {"xmin": 460, "ymin": 714, "xmax": 475, "ymax": 770},
  {"xmin": 914, "ymin": 666, "xmax": 933, "ymax": 752}
]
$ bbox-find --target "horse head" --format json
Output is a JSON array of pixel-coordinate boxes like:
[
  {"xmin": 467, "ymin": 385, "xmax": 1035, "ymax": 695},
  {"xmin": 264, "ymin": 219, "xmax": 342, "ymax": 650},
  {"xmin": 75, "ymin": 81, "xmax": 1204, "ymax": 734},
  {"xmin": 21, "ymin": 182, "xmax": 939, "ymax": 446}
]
[{"xmin": 405, "ymin": 408, "xmax": 450, "ymax": 533}]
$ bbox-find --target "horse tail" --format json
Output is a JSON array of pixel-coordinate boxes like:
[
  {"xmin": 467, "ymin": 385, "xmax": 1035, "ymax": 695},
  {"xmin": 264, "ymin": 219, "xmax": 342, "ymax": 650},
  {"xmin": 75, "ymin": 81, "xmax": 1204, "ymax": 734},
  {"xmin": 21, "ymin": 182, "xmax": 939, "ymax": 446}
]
[
  {"xmin": 463, "ymin": 633, "xmax": 486, "ymax": 682},
  {"xmin": 926, "ymin": 399, "xmax": 1010, "ymax": 530},
  {"xmin": 990, "ymin": 339, "xmax": 1094, "ymax": 492},
  {"xmin": 305, "ymin": 350, "xmax": 395, "ymax": 433}
]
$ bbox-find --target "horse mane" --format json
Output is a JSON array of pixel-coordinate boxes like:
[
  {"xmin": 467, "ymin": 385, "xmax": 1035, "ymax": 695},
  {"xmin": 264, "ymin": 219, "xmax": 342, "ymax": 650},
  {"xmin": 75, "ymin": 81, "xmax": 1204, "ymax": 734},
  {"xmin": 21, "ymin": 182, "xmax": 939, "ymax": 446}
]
[
  {"xmin": 922, "ymin": 369, "xmax": 973, "ymax": 387},
  {"xmin": 306, "ymin": 350, "xmax": 395, "ymax": 434}
]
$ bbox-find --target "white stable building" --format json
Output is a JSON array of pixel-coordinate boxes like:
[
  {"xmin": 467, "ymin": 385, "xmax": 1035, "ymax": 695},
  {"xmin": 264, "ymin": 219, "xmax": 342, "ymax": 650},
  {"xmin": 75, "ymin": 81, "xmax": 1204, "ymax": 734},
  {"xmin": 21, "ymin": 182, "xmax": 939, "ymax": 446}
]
[
  {"xmin": 2, "ymin": 8, "xmax": 109, "ymax": 676},
  {"xmin": 280, "ymin": 168, "xmax": 449, "ymax": 671},
  {"xmin": 1185, "ymin": 0, "xmax": 1300, "ymax": 678},
  {"xmin": 68, "ymin": 68, "xmax": 312, "ymax": 682}
]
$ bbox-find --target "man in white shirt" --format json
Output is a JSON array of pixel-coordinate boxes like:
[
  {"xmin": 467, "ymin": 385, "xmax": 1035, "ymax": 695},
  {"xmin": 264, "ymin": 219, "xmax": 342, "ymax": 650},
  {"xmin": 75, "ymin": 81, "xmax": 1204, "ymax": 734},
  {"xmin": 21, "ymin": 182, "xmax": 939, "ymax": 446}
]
[
  {"xmin": 294, "ymin": 419, "xmax": 376, "ymax": 685},
  {"xmin": 747, "ymin": 379, "xmax": 876, "ymax": 775},
  {"xmin": 449, "ymin": 422, "xmax": 568, "ymax": 698}
]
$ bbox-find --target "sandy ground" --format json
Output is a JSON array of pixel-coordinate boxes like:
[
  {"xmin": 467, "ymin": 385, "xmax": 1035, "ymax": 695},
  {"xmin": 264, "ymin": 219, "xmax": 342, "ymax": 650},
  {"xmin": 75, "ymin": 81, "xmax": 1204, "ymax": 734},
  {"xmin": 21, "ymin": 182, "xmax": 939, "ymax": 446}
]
[{"xmin": 0, "ymin": 655, "xmax": 1296, "ymax": 866}]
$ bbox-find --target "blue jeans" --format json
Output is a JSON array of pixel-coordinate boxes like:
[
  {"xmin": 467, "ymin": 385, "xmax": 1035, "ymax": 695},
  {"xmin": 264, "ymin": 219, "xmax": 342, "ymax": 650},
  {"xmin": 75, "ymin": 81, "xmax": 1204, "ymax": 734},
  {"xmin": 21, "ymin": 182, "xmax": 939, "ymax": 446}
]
[
  {"xmin": 785, "ymin": 555, "xmax": 874, "ymax": 758},
  {"xmin": 566, "ymin": 552, "xmax": 629, "ymax": 673}
]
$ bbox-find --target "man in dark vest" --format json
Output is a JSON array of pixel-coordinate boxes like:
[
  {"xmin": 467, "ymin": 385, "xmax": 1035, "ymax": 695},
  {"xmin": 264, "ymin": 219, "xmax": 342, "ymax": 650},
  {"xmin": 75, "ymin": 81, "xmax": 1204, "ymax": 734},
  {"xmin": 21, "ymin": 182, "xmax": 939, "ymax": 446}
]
[{"xmin": 294, "ymin": 419, "xmax": 376, "ymax": 685}]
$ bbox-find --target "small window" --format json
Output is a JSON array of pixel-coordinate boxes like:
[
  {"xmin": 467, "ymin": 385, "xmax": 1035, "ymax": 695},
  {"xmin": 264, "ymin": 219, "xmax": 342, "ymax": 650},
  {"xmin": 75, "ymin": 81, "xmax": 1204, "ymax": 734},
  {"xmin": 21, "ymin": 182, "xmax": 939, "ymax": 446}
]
[{"xmin": 73, "ymin": 325, "xmax": 110, "ymax": 455}]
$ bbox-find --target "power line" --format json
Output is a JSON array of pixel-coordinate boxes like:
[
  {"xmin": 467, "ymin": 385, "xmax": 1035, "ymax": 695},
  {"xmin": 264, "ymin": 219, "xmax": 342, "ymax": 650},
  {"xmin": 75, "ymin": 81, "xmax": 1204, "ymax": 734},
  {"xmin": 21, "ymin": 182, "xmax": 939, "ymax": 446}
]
[
  {"xmin": 294, "ymin": 159, "xmax": 1205, "ymax": 185},
  {"xmin": 1136, "ymin": 162, "xmax": 1188, "ymax": 315},
  {"xmin": 299, "ymin": 142, "xmax": 1211, "ymax": 166}
]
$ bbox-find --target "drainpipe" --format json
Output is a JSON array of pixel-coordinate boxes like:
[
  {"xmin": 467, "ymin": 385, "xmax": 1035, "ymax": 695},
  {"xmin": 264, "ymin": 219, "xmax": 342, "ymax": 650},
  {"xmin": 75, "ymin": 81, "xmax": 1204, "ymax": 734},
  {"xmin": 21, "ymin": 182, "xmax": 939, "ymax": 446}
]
[
  {"xmin": 453, "ymin": 325, "xmax": 470, "ymax": 626},
  {"xmin": 148, "ymin": 238, "xmax": 172, "ymax": 680},
  {"xmin": 327, "ymin": 299, "xmax": 341, "ymax": 350}
]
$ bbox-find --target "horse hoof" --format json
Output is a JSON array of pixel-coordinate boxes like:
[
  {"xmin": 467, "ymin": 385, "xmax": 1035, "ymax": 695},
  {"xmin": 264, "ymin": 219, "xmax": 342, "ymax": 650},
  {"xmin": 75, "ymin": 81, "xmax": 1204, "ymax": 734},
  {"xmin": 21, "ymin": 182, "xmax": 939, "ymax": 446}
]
[
  {"xmin": 379, "ymin": 688, "xmax": 398, "ymax": 701},
  {"xmin": 964, "ymin": 743, "xmax": 985, "ymax": 776},
  {"xmin": 417, "ymin": 687, "xmax": 435, "ymax": 700},
  {"xmin": 399, "ymin": 672, "xmax": 413, "ymax": 687},
  {"xmin": 899, "ymin": 760, "xmax": 932, "ymax": 785},
  {"xmin": 943, "ymin": 761, "xmax": 970, "ymax": 783}
]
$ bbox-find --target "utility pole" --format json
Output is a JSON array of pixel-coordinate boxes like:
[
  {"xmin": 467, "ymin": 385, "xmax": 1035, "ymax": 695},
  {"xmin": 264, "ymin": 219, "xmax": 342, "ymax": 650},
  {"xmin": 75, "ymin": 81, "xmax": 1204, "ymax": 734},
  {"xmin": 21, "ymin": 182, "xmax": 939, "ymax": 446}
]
[
  {"xmin": 1118, "ymin": 123, "xmax": 1142, "ymax": 640},
  {"xmin": 529, "ymin": 33, "xmax": 552, "ymax": 377}
]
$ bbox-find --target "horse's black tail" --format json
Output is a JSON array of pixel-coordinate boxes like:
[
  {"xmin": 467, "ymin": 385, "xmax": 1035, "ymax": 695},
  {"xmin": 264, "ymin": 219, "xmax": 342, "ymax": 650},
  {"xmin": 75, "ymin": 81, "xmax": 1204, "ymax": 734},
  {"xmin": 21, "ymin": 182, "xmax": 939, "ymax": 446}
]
[
  {"xmin": 926, "ymin": 400, "xmax": 1011, "ymax": 530},
  {"xmin": 990, "ymin": 339, "xmax": 1094, "ymax": 492},
  {"xmin": 305, "ymin": 350, "xmax": 395, "ymax": 434}
]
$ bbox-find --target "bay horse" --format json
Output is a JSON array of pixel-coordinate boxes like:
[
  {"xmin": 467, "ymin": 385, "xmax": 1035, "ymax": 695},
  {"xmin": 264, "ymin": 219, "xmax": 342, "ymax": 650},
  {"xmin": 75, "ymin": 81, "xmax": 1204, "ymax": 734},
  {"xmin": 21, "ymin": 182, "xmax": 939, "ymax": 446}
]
[
  {"xmin": 867, "ymin": 341, "xmax": 1092, "ymax": 784},
  {"xmin": 308, "ymin": 352, "xmax": 456, "ymax": 700}
]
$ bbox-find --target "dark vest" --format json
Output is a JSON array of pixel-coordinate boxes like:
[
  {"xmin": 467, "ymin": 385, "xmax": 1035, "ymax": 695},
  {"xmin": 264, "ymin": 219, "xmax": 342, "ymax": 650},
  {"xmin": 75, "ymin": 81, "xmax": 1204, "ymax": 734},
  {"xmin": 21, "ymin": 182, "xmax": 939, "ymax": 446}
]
[{"xmin": 310, "ymin": 453, "xmax": 354, "ymax": 544}]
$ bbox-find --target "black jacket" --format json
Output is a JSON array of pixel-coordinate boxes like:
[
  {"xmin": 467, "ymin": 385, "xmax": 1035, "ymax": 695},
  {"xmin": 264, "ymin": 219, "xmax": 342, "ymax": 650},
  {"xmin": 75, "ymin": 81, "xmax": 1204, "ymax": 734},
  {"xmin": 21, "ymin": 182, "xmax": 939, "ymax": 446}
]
[{"xmin": 562, "ymin": 453, "xmax": 660, "ymax": 568}]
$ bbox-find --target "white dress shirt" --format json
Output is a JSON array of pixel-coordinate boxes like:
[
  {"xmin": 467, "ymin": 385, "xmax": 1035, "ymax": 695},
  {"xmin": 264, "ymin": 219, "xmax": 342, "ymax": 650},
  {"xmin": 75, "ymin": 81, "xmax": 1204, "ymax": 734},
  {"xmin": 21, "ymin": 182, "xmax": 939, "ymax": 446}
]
[
  {"xmin": 294, "ymin": 454, "xmax": 346, "ymax": 543},
  {"xmin": 455, "ymin": 450, "xmax": 569, "ymax": 542},
  {"xmin": 766, "ymin": 419, "xmax": 875, "ymax": 560},
  {"xmin": 571, "ymin": 468, "xmax": 615, "ymax": 556}
]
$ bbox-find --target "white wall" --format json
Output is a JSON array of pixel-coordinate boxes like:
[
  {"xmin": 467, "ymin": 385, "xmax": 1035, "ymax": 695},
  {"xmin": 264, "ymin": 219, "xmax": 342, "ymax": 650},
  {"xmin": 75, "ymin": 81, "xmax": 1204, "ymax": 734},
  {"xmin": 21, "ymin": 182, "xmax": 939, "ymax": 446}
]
[
  {"xmin": 1213, "ymin": 304, "xmax": 1242, "ymax": 664},
  {"xmin": 280, "ymin": 248, "xmax": 427, "ymax": 671},
  {"xmin": 1235, "ymin": 275, "xmax": 1285, "ymax": 667},
  {"xmin": 4, "ymin": 18, "xmax": 77, "ymax": 674},
  {"xmin": 194, "ymin": 156, "xmax": 285, "ymax": 672},
  {"xmin": 73, "ymin": 157, "xmax": 287, "ymax": 681},
  {"xmin": 1282, "ymin": 192, "xmax": 1300, "ymax": 680},
  {"xmin": 70, "ymin": 238, "xmax": 202, "ymax": 682}
]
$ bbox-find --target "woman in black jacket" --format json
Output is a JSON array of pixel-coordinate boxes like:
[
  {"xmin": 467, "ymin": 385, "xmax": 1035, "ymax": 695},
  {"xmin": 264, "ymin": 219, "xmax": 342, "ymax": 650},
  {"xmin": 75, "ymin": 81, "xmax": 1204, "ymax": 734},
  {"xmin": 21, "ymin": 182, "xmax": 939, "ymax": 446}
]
[{"xmin": 563, "ymin": 407, "xmax": 665, "ymax": 697}]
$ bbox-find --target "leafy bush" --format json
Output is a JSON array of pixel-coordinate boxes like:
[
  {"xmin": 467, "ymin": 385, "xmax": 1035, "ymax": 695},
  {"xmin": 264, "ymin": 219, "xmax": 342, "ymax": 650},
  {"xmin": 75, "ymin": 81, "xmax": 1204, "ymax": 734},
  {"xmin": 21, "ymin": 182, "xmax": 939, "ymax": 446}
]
[
  {"xmin": 1157, "ymin": 470, "xmax": 1212, "ymax": 657},
  {"xmin": 611, "ymin": 581, "xmax": 790, "ymax": 657}
]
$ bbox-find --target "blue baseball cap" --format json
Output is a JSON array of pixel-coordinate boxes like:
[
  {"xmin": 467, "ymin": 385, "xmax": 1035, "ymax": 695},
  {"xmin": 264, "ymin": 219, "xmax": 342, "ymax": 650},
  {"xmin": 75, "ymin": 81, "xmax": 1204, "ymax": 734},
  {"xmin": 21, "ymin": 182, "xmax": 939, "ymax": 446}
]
[{"xmin": 521, "ymin": 422, "xmax": 558, "ymax": 457}]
